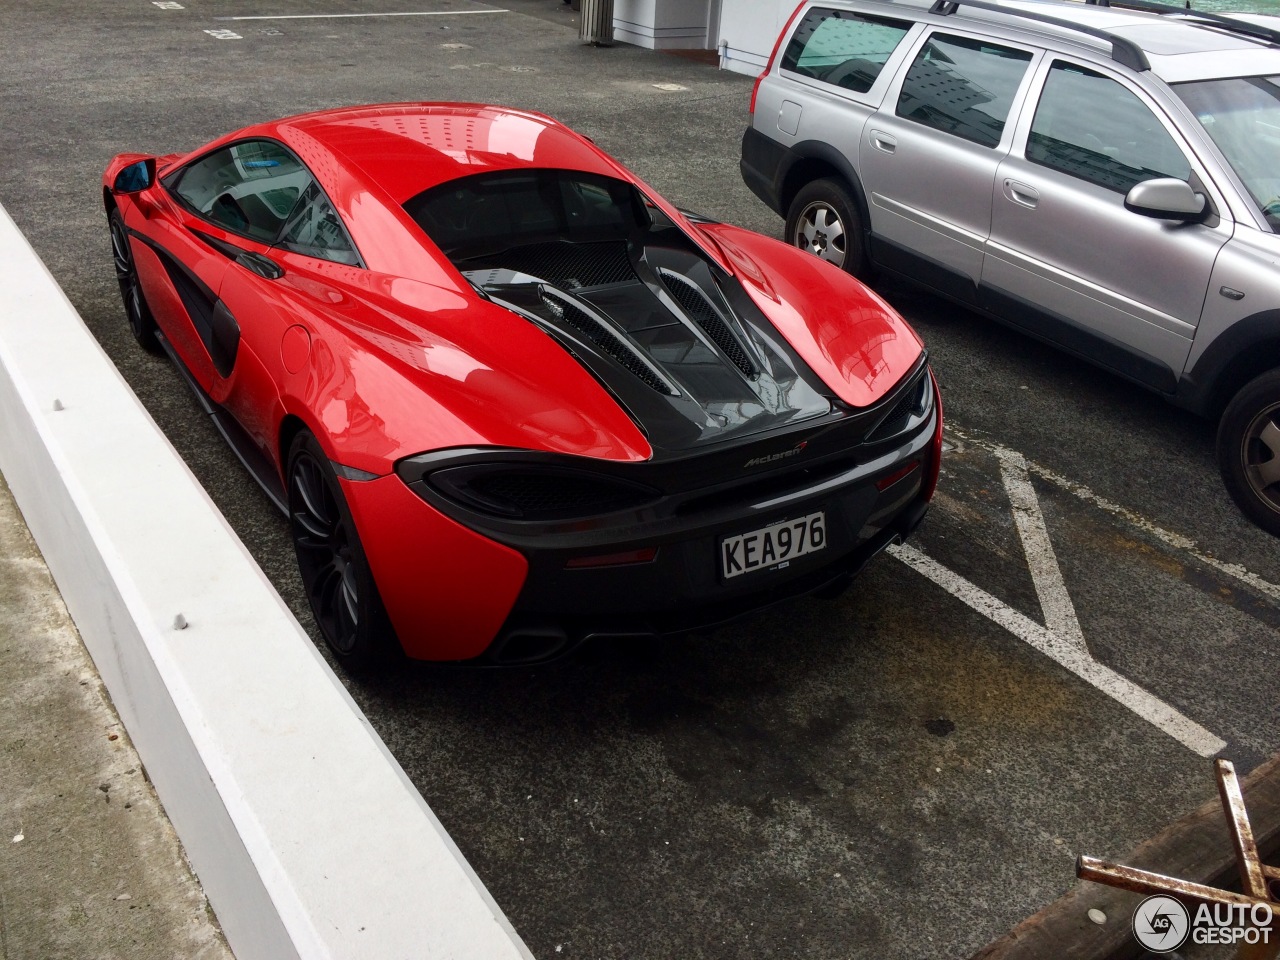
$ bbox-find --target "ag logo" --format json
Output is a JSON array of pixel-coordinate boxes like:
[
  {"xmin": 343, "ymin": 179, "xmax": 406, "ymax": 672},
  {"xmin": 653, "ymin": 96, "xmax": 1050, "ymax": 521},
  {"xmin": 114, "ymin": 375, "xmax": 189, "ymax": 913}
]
[{"xmin": 1133, "ymin": 895, "xmax": 1190, "ymax": 953}]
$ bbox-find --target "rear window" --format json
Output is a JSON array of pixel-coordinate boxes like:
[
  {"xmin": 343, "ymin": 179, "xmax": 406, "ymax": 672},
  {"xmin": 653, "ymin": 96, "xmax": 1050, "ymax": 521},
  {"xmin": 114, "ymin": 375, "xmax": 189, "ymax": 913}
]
[
  {"xmin": 403, "ymin": 170, "xmax": 645, "ymax": 260},
  {"xmin": 781, "ymin": 8, "xmax": 912, "ymax": 94}
]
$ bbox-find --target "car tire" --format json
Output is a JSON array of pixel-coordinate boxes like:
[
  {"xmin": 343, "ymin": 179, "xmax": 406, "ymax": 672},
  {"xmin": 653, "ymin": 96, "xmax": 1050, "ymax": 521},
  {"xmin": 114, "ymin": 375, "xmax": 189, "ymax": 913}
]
[
  {"xmin": 108, "ymin": 208, "xmax": 161, "ymax": 353},
  {"xmin": 785, "ymin": 179, "xmax": 869, "ymax": 279},
  {"xmin": 287, "ymin": 431, "xmax": 397, "ymax": 669},
  {"xmin": 1217, "ymin": 369, "xmax": 1280, "ymax": 536}
]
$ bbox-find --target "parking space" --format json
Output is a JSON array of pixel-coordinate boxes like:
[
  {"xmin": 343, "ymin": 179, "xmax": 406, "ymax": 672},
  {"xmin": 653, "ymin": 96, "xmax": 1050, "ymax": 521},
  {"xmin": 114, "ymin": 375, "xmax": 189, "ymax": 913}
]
[{"xmin": 3, "ymin": 0, "xmax": 1277, "ymax": 956}]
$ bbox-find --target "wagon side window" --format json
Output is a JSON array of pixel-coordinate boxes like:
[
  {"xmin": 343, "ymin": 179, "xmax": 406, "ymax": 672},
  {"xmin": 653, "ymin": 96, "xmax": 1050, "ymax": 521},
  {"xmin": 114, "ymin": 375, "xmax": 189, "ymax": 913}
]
[
  {"xmin": 1029, "ymin": 60, "xmax": 1191, "ymax": 193},
  {"xmin": 896, "ymin": 33, "xmax": 1032, "ymax": 148}
]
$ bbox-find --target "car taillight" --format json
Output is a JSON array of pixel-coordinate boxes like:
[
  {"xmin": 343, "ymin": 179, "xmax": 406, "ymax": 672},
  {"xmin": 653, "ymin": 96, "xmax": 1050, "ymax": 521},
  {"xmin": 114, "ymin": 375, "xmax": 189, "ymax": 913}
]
[
  {"xmin": 922, "ymin": 367, "xmax": 943, "ymax": 502},
  {"xmin": 428, "ymin": 464, "xmax": 662, "ymax": 522},
  {"xmin": 749, "ymin": 0, "xmax": 808, "ymax": 115}
]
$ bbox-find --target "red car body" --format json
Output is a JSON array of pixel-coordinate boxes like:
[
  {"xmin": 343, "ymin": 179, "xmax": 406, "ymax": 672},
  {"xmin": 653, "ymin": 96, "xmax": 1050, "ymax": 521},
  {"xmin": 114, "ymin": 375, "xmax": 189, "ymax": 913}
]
[{"xmin": 104, "ymin": 103, "xmax": 940, "ymax": 667}]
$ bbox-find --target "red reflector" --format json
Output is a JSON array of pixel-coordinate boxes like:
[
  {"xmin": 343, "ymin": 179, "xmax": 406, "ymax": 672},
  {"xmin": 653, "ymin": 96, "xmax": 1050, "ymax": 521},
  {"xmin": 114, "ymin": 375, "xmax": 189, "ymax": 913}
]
[
  {"xmin": 876, "ymin": 460, "xmax": 920, "ymax": 492},
  {"xmin": 565, "ymin": 547, "xmax": 658, "ymax": 569}
]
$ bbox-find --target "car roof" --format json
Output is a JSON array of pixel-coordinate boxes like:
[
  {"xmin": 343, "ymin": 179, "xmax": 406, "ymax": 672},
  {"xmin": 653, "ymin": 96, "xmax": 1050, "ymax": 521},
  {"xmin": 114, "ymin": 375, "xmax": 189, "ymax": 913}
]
[
  {"xmin": 261, "ymin": 103, "xmax": 623, "ymax": 205},
  {"xmin": 842, "ymin": 0, "xmax": 1280, "ymax": 83}
]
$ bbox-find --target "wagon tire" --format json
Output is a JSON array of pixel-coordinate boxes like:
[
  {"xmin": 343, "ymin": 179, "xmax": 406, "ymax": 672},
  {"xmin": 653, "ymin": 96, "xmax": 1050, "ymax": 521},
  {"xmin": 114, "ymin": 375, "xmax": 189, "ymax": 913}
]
[{"xmin": 1217, "ymin": 368, "xmax": 1280, "ymax": 537}]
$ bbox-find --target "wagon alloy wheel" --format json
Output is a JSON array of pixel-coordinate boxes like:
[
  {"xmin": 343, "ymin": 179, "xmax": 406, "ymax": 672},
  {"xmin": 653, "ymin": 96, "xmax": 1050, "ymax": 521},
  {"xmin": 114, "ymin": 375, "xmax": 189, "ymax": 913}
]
[
  {"xmin": 1239, "ymin": 404, "xmax": 1280, "ymax": 513},
  {"xmin": 784, "ymin": 178, "xmax": 869, "ymax": 279},
  {"xmin": 287, "ymin": 432, "xmax": 393, "ymax": 668},
  {"xmin": 795, "ymin": 202, "xmax": 847, "ymax": 268},
  {"xmin": 1218, "ymin": 369, "xmax": 1280, "ymax": 537},
  {"xmin": 108, "ymin": 209, "xmax": 160, "ymax": 351}
]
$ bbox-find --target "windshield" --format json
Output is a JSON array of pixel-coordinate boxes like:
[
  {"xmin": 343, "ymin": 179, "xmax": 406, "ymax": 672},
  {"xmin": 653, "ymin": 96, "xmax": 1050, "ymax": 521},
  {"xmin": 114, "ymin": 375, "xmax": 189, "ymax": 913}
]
[{"xmin": 1173, "ymin": 75, "xmax": 1280, "ymax": 231}]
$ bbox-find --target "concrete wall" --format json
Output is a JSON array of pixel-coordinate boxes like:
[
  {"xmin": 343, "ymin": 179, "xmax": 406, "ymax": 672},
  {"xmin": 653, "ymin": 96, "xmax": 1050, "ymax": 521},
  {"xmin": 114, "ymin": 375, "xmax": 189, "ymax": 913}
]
[{"xmin": 0, "ymin": 203, "xmax": 534, "ymax": 959}]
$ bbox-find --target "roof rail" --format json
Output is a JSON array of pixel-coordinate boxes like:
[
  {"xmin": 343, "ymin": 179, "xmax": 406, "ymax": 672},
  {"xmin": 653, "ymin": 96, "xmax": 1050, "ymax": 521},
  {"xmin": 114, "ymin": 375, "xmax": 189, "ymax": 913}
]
[
  {"xmin": 928, "ymin": 0, "xmax": 1151, "ymax": 69},
  {"xmin": 1087, "ymin": 0, "xmax": 1280, "ymax": 49}
]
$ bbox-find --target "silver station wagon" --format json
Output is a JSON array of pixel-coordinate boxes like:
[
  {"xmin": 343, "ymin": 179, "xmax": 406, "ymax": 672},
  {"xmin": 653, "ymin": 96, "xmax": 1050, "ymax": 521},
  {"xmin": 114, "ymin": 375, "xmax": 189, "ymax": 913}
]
[{"xmin": 741, "ymin": 0, "xmax": 1280, "ymax": 535}]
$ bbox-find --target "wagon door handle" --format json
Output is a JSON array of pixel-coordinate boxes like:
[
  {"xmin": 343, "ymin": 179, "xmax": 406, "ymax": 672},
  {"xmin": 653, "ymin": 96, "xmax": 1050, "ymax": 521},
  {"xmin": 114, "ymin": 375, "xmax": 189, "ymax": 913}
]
[
  {"xmin": 870, "ymin": 130, "xmax": 897, "ymax": 154},
  {"xmin": 1004, "ymin": 179, "xmax": 1039, "ymax": 209}
]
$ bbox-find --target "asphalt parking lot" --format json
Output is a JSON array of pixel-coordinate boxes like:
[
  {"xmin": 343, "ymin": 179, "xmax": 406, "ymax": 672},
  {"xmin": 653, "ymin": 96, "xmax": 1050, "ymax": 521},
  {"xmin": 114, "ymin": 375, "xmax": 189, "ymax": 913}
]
[{"xmin": 2, "ymin": 0, "xmax": 1278, "ymax": 956}]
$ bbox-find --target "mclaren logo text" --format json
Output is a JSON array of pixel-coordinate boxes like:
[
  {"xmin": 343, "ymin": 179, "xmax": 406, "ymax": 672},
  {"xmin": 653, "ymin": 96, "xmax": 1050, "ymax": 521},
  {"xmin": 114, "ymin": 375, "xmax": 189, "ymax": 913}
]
[{"xmin": 744, "ymin": 441, "xmax": 808, "ymax": 469}]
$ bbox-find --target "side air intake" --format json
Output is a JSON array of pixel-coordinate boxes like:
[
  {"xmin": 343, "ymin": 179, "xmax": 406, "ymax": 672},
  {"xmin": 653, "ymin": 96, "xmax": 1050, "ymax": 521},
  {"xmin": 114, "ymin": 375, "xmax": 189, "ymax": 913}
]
[{"xmin": 865, "ymin": 373, "xmax": 929, "ymax": 443}]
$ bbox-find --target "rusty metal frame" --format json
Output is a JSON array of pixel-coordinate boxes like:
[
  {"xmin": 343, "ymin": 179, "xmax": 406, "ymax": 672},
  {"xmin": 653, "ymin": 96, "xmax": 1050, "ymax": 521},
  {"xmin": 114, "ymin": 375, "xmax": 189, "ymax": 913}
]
[{"xmin": 1079, "ymin": 759, "xmax": 1279, "ymax": 960}]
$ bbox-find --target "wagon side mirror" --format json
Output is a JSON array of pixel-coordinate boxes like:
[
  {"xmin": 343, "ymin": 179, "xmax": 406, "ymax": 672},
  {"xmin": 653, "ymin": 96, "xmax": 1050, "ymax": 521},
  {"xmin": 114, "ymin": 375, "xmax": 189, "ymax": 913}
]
[
  {"xmin": 112, "ymin": 158, "xmax": 157, "ymax": 195},
  {"xmin": 1124, "ymin": 178, "xmax": 1207, "ymax": 223}
]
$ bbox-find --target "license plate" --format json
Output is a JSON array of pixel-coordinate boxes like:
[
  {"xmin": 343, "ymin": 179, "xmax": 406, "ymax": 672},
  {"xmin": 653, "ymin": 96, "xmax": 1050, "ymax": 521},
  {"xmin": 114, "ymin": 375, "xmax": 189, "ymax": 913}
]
[{"xmin": 720, "ymin": 511, "xmax": 826, "ymax": 580}]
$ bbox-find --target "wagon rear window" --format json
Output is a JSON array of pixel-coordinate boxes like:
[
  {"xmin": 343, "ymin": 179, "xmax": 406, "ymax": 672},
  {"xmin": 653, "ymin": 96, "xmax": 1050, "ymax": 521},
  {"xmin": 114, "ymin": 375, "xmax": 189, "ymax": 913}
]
[{"xmin": 781, "ymin": 8, "xmax": 912, "ymax": 94}]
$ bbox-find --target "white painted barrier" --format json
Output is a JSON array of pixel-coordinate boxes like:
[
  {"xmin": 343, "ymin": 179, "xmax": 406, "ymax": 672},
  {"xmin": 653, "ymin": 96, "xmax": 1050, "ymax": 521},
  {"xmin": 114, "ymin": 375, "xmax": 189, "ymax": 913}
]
[{"xmin": 0, "ymin": 203, "xmax": 533, "ymax": 959}]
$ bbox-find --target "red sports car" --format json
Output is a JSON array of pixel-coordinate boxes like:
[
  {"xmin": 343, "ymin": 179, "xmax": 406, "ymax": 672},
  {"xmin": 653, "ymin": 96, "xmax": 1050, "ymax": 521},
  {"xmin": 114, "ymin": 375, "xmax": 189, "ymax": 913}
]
[{"xmin": 103, "ymin": 103, "xmax": 941, "ymax": 669}]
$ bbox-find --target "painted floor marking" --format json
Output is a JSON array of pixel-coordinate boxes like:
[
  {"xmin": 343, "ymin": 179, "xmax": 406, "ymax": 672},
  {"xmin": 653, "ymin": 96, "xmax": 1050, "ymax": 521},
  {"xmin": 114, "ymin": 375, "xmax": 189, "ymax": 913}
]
[
  {"xmin": 216, "ymin": 9, "xmax": 509, "ymax": 21},
  {"xmin": 888, "ymin": 444, "xmax": 1227, "ymax": 758},
  {"xmin": 955, "ymin": 426, "xmax": 1280, "ymax": 603}
]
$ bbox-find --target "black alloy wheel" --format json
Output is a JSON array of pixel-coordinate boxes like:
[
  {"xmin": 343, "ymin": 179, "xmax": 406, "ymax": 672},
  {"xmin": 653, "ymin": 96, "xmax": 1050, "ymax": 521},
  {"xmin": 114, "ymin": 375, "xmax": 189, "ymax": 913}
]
[
  {"xmin": 287, "ymin": 431, "xmax": 394, "ymax": 669},
  {"xmin": 108, "ymin": 208, "xmax": 161, "ymax": 352},
  {"xmin": 1218, "ymin": 369, "xmax": 1280, "ymax": 537},
  {"xmin": 785, "ymin": 178, "xmax": 870, "ymax": 280}
]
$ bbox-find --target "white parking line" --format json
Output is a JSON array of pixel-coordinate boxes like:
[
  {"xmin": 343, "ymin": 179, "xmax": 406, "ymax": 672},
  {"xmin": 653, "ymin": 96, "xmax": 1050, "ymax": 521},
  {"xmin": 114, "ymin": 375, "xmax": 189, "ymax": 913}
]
[
  {"xmin": 997, "ymin": 447, "xmax": 1086, "ymax": 648},
  {"xmin": 888, "ymin": 441, "xmax": 1228, "ymax": 758},
  {"xmin": 216, "ymin": 10, "xmax": 509, "ymax": 21},
  {"xmin": 957, "ymin": 426, "xmax": 1280, "ymax": 602}
]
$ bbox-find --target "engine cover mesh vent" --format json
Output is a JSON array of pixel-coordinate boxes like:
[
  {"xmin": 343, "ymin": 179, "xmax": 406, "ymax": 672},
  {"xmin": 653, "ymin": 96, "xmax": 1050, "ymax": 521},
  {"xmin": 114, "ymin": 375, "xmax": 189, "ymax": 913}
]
[
  {"xmin": 659, "ymin": 269, "xmax": 757, "ymax": 378},
  {"xmin": 539, "ymin": 289, "xmax": 679, "ymax": 396}
]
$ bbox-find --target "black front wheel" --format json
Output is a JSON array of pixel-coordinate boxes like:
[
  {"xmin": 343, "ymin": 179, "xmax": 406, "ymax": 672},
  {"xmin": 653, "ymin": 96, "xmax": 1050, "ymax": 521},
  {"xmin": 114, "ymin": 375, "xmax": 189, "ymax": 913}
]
[
  {"xmin": 287, "ymin": 431, "xmax": 396, "ymax": 669},
  {"xmin": 1217, "ymin": 369, "xmax": 1280, "ymax": 537},
  {"xmin": 108, "ymin": 208, "xmax": 161, "ymax": 353}
]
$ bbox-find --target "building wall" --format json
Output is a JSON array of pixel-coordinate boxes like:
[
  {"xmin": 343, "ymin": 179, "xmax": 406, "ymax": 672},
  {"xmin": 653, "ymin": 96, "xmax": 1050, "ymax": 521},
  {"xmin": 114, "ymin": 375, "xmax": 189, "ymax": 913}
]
[
  {"xmin": 716, "ymin": 0, "xmax": 798, "ymax": 75},
  {"xmin": 613, "ymin": 0, "xmax": 716, "ymax": 49}
]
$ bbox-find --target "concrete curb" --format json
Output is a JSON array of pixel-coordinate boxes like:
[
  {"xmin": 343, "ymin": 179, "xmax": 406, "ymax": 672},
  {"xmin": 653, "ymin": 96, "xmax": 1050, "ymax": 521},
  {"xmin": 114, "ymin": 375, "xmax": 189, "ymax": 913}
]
[
  {"xmin": 971, "ymin": 753, "xmax": 1280, "ymax": 960},
  {"xmin": 0, "ymin": 203, "xmax": 533, "ymax": 959}
]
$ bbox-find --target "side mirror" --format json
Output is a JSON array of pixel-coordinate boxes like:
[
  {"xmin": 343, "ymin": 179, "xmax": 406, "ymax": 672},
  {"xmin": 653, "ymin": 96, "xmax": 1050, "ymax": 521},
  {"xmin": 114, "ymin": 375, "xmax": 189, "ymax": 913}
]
[
  {"xmin": 112, "ymin": 158, "xmax": 157, "ymax": 195},
  {"xmin": 1124, "ymin": 178, "xmax": 1207, "ymax": 222}
]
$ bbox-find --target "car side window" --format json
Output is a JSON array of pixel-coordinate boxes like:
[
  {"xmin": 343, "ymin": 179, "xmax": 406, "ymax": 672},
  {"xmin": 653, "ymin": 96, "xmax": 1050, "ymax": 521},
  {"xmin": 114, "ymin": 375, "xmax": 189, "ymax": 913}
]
[
  {"xmin": 1028, "ymin": 61, "xmax": 1191, "ymax": 194},
  {"xmin": 277, "ymin": 182, "xmax": 360, "ymax": 266},
  {"xmin": 781, "ymin": 8, "xmax": 912, "ymax": 94},
  {"xmin": 169, "ymin": 139, "xmax": 360, "ymax": 265},
  {"xmin": 896, "ymin": 33, "xmax": 1032, "ymax": 148},
  {"xmin": 171, "ymin": 141, "xmax": 313, "ymax": 242}
]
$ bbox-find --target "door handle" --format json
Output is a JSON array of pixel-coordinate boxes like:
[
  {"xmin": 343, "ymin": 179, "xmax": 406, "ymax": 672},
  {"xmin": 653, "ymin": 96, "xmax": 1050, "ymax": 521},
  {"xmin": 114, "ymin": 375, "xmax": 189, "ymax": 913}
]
[
  {"xmin": 870, "ymin": 130, "xmax": 897, "ymax": 154},
  {"xmin": 1004, "ymin": 179, "xmax": 1039, "ymax": 209}
]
